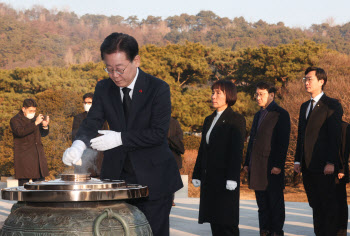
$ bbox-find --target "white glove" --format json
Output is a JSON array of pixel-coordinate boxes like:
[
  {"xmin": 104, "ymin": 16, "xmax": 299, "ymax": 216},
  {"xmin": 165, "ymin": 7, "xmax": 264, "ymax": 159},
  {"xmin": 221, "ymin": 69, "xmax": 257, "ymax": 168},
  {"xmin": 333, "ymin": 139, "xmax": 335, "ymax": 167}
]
[
  {"xmin": 226, "ymin": 180, "xmax": 237, "ymax": 191},
  {"xmin": 90, "ymin": 130, "xmax": 122, "ymax": 151},
  {"xmin": 192, "ymin": 179, "xmax": 201, "ymax": 187},
  {"xmin": 62, "ymin": 140, "xmax": 86, "ymax": 166}
]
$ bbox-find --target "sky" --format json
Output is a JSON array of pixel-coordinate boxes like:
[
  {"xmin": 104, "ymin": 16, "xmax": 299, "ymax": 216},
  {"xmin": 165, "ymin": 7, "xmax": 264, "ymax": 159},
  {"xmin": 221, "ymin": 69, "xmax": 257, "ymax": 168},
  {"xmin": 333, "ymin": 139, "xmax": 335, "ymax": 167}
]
[{"xmin": 1, "ymin": 0, "xmax": 350, "ymax": 28}]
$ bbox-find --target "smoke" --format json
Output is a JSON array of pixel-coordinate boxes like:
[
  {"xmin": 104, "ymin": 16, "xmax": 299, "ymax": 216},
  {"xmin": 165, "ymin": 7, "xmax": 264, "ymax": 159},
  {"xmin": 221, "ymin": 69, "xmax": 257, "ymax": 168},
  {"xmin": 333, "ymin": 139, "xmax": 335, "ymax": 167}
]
[{"xmin": 73, "ymin": 148, "xmax": 98, "ymax": 175}]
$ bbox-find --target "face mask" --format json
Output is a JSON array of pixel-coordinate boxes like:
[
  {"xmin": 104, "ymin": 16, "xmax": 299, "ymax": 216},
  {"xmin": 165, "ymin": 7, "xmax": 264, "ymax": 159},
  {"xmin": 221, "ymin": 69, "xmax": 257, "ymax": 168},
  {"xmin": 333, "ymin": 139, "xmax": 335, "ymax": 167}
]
[
  {"xmin": 26, "ymin": 113, "xmax": 35, "ymax": 119},
  {"xmin": 84, "ymin": 104, "xmax": 92, "ymax": 112}
]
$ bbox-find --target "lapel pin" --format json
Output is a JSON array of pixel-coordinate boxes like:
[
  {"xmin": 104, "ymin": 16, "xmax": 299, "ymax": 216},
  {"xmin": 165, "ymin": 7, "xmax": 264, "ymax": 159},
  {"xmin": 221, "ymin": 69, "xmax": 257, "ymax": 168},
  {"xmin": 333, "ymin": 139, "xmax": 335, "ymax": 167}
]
[
  {"xmin": 223, "ymin": 120, "xmax": 225, "ymax": 123},
  {"xmin": 139, "ymin": 89, "xmax": 142, "ymax": 93}
]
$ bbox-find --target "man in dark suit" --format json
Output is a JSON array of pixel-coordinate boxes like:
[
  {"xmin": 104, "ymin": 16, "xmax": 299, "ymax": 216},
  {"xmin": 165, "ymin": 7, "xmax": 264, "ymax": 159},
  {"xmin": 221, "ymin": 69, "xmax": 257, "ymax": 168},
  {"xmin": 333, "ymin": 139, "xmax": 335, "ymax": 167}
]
[
  {"xmin": 71, "ymin": 92, "xmax": 108, "ymax": 177},
  {"xmin": 294, "ymin": 67, "xmax": 343, "ymax": 236},
  {"xmin": 167, "ymin": 117, "xmax": 185, "ymax": 206},
  {"xmin": 336, "ymin": 121, "xmax": 350, "ymax": 236},
  {"xmin": 62, "ymin": 32, "xmax": 183, "ymax": 236},
  {"xmin": 244, "ymin": 82, "xmax": 290, "ymax": 236}
]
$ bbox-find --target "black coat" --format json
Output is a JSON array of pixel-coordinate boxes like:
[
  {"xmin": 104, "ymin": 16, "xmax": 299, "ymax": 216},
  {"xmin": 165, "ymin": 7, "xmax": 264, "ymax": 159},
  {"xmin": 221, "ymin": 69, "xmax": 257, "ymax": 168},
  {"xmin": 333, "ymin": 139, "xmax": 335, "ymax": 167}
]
[
  {"xmin": 244, "ymin": 101, "xmax": 290, "ymax": 190},
  {"xmin": 167, "ymin": 117, "xmax": 184, "ymax": 169},
  {"xmin": 295, "ymin": 94, "xmax": 343, "ymax": 173},
  {"xmin": 75, "ymin": 69, "xmax": 183, "ymax": 200},
  {"xmin": 193, "ymin": 107, "xmax": 246, "ymax": 225},
  {"xmin": 10, "ymin": 111, "xmax": 49, "ymax": 179},
  {"xmin": 339, "ymin": 121, "xmax": 350, "ymax": 183}
]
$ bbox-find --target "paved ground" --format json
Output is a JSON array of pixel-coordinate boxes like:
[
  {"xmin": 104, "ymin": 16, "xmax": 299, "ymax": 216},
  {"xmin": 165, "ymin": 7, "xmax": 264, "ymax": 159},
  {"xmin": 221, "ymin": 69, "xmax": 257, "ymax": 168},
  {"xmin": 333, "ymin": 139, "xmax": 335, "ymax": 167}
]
[
  {"xmin": 0, "ymin": 182, "xmax": 349, "ymax": 235},
  {"xmin": 170, "ymin": 198, "xmax": 329, "ymax": 236}
]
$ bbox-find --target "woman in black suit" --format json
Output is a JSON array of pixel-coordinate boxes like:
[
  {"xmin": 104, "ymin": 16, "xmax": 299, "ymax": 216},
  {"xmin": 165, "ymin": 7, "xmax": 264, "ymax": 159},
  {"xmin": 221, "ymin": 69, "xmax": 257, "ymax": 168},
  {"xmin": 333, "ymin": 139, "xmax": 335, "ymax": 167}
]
[{"xmin": 192, "ymin": 80, "xmax": 246, "ymax": 236}]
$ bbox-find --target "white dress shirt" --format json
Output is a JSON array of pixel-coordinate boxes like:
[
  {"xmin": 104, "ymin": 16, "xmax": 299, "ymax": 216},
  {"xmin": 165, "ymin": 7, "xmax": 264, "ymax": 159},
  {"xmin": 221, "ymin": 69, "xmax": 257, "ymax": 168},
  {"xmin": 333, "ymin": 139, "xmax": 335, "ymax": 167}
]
[
  {"xmin": 305, "ymin": 91, "xmax": 324, "ymax": 119},
  {"xmin": 120, "ymin": 68, "xmax": 139, "ymax": 100},
  {"xmin": 115, "ymin": 68, "xmax": 139, "ymax": 146},
  {"xmin": 295, "ymin": 91, "xmax": 324, "ymax": 165},
  {"xmin": 206, "ymin": 110, "xmax": 224, "ymax": 144}
]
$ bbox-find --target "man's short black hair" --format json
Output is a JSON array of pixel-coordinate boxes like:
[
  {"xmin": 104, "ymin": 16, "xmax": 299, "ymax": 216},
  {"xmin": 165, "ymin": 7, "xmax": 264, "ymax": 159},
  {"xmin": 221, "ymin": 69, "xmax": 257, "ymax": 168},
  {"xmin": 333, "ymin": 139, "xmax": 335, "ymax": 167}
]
[
  {"xmin": 100, "ymin": 32, "xmax": 139, "ymax": 61},
  {"xmin": 256, "ymin": 81, "xmax": 277, "ymax": 95},
  {"xmin": 305, "ymin": 66, "xmax": 327, "ymax": 89},
  {"xmin": 23, "ymin": 98, "xmax": 37, "ymax": 108},
  {"xmin": 211, "ymin": 80, "xmax": 237, "ymax": 106},
  {"xmin": 83, "ymin": 92, "xmax": 94, "ymax": 101}
]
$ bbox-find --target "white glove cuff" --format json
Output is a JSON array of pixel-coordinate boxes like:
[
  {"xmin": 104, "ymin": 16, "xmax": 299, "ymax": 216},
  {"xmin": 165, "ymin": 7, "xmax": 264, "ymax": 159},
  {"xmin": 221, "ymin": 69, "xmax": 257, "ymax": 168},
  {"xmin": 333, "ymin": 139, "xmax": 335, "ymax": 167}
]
[
  {"xmin": 115, "ymin": 132, "xmax": 122, "ymax": 146},
  {"xmin": 72, "ymin": 140, "xmax": 87, "ymax": 152}
]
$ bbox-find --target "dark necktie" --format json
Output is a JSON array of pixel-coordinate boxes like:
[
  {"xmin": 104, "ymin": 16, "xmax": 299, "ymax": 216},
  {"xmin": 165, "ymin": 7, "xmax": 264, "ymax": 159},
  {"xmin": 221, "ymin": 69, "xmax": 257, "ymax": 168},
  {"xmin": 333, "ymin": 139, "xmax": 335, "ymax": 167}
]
[
  {"xmin": 122, "ymin": 87, "xmax": 131, "ymax": 123},
  {"xmin": 306, "ymin": 99, "xmax": 315, "ymax": 121},
  {"xmin": 121, "ymin": 87, "xmax": 134, "ymax": 175}
]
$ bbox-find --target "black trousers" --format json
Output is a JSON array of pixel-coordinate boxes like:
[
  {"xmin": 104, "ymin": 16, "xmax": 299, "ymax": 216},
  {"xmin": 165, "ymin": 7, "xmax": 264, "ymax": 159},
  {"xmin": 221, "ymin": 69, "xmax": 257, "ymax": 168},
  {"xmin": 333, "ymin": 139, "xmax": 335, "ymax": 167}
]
[
  {"xmin": 303, "ymin": 171, "xmax": 338, "ymax": 236},
  {"xmin": 336, "ymin": 181, "xmax": 348, "ymax": 236},
  {"xmin": 127, "ymin": 194, "xmax": 173, "ymax": 236},
  {"xmin": 121, "ymin": 170, "xmax": 173, "ymax": 236},
  {"xmin": 255, "ymin": 188, "xmax": 285, "ymax": 235},
  {"xmin": 210, "ymin": 223, "xmax": 239, "ymax": 236}
]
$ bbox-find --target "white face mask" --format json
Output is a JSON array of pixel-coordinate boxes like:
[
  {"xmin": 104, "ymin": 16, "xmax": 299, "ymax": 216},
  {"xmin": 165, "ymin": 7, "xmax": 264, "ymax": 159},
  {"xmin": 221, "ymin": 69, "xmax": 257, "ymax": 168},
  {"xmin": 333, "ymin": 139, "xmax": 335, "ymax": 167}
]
[
  {"xmin": 84, "ymin": 104, "xmax": 92, "ymax": 112},
  {"xmin": 26, "ymin": 113, "xmax": 35, "ymax": 119}
]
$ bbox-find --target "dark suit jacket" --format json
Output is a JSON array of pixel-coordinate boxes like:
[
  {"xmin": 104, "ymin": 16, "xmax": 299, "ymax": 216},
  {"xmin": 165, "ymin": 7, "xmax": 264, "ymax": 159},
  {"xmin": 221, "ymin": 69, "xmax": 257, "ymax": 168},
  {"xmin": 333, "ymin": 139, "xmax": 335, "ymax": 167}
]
[
  {"xmin": 10, "ymin": 111, "xmax": 49, "ymax": 179},
  {"xmin": 75, "ymin": 69, "xmax": 183, "ymax": 200},
  {"xmin": 167, "ymin": 117, "xmax": 184, "ymax": 169},
  {"xmin": 192, "ymin": 107, "xmax": 246, "ymax": 225},
  {"xmin": 244, "ymin": 101, "xmax": 290, "ymax": 191},
  {"xmin": 295, "ymin": 94, "xmax": 343, "ymax": 173}
]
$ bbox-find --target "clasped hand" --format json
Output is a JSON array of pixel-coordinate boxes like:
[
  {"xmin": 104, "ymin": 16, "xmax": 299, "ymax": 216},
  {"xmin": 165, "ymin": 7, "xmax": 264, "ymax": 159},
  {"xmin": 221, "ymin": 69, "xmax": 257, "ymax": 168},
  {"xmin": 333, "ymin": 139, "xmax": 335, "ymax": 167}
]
[{"xmin": 35, "ymin": 114, "xmax": 50, "ymax": 127}]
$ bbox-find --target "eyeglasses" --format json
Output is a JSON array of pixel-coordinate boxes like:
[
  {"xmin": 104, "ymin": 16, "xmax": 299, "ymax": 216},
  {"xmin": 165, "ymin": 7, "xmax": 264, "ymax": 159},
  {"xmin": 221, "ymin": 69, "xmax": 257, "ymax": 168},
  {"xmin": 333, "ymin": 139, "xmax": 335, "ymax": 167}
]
[
  {"xmin": 302, "ymin": 77, "xmax": 315, "ymax": 83},
  {"xmin": 254, "ymin": 92, "xmax": 268, "ymax": 98},
  {"xmin": 104, "ymin": 62, "xmax": 130, "ymax": 75}
]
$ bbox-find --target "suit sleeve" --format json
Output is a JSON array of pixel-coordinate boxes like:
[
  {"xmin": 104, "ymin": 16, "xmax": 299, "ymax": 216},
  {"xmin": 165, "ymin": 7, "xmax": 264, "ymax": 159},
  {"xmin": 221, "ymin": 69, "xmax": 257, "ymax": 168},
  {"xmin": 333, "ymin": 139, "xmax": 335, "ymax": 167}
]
[
  {"xmin": 121, "ymin": 82, "xmax": 171, "ymax": 148},
  {"xmin": 270, "ymin": 109, "xmax": 290, "ymax": 169},
  {"xmin": 39, "ymin": 124, "xmax": 49, "ymax": 137},
  {"xmin": 344, "ymin": 125, "xmax": 350, "ymax": 171},
  {"xmin": 325, "ymin": 101, "xmax": 343, "ymax": 166},
  {"xmin": 294, "ymin": 106, "xmax": 304, "ymax": 163},
  {"xmin": 10, "ymin": 117, "xmax": 36, "ymax": 138},
  {"xmin": 227, "ymin": 115, "xmax": 246, "ymax": 181}
]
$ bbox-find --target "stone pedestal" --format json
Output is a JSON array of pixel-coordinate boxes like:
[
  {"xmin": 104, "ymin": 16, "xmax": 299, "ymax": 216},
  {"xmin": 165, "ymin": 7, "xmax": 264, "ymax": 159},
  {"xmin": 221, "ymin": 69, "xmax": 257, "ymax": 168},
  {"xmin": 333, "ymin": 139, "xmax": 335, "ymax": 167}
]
[{"xmin": 6, "ymin": 179, "xmax": 18, "ymax": 188}]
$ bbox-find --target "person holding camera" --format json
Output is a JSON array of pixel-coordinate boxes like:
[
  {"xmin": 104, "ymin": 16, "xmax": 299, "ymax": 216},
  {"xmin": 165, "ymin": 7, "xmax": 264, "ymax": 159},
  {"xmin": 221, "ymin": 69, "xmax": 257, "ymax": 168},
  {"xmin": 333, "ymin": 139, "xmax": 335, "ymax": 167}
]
[{"xmin": 10, "ymin": 98, "xmax": 50, "ymax": 186}]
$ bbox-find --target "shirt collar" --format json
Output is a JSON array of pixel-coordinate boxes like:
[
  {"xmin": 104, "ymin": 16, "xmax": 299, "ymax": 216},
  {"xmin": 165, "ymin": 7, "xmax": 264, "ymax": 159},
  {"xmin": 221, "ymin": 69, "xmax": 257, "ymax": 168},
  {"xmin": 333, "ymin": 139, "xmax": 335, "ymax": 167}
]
[
  {"xmin": 311, "ymin": 91, "xmax": 324, "ymax": 103},
  {"xmin": 121, "ymin": 68, "xmax": 139, "ymax": 91}
]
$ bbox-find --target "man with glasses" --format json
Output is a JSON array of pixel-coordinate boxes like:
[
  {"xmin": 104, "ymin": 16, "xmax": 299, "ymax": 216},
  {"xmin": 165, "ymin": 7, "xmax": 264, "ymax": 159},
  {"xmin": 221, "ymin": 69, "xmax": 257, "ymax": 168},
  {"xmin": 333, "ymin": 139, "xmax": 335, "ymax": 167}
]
[
  {"xmin": 294, "ymin": 67, "xmax": 343, "ymax": 235},
  {"xmin": 10, "ymin": 98, "xmax": 50, "ymax": 186},
  {"xmin": 244, "ymin": 82, "xmax": 290, "ymax": 236},
  {"xmin": 62, "ymin": 32, "xmax": 183, "ymax": 236}
]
